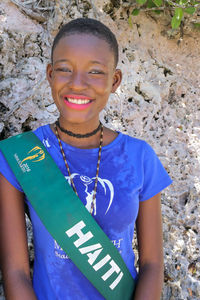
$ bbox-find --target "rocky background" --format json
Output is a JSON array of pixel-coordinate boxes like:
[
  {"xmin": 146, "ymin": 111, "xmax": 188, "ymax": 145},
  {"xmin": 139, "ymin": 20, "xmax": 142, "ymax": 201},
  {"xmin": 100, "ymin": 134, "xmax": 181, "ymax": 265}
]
[{"xmin": 0, "ymin": 0, "xmax": 199, "ymax": 299}]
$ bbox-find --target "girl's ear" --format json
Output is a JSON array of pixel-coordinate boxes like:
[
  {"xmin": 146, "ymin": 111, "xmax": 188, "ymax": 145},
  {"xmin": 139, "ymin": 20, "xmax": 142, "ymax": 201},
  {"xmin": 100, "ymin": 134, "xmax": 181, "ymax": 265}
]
[
  {"xmin": 46, "ymin": 63, "xmax": 53, "ymax": 85},
  {"xmin": 111, "ymin": 69, "xmax": 122, "ymax": 93}
]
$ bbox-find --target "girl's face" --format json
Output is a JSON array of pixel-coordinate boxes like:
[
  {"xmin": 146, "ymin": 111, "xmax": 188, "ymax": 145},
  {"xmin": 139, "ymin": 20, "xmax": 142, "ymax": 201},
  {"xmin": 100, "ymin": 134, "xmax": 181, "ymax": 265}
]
[{"xmin": 47, "ymin": 33, "xmax": 122, "ymax": 126}]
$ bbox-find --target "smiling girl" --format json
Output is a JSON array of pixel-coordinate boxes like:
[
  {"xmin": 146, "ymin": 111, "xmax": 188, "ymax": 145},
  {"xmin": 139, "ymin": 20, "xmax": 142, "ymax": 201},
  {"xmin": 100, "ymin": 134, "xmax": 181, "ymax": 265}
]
[{"xmin": 0, "ymin": 18, "xmax": 172, "ymax": 300}]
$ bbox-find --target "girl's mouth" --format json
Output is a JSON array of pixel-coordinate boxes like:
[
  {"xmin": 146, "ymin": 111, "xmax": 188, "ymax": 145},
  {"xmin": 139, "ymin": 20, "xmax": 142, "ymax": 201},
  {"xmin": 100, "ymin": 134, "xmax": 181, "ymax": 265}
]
[{"xmin": 63, "ymin": 96, "xmax": 93, "ymax": 110}]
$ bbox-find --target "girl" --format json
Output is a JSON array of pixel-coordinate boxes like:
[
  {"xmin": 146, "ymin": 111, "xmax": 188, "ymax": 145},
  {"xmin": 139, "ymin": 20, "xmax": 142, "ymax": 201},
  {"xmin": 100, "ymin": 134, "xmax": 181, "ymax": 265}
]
[{"xmin": 0, "ymin": 18, "xmax": 172, "ymax": 300}]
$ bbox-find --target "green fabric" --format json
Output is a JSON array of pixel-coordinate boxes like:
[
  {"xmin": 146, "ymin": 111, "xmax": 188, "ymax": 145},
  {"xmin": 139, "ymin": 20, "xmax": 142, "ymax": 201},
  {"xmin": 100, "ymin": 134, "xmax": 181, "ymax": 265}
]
[{"xmin": 0, "ymin": 132, "xmax": 135, "ymax": 299}]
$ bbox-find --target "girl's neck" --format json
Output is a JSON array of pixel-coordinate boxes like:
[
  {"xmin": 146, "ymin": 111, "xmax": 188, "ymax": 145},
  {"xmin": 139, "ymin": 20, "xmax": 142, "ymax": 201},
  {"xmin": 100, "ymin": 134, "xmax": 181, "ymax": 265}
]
[{"xmin": 50, "ymin": 121, "xmax": 118, "ymax": 149}]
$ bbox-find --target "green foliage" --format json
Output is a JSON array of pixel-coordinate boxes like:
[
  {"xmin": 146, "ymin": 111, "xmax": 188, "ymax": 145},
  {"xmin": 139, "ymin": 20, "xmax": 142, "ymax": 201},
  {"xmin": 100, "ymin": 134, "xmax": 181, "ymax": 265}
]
[
  {"xmin": 193, "ymin": 22, "xmax": 200, "ymax": 29},
  {"xmin": 153, "ymin": 0, "xmax": 163, "ymax": 7},
  {"xmin": 185, "ymin": 7, "xmax": 196, "ymax": 13},
  {"xmin": 132, "ymin": 8, "xmax": 140, "ymax": 15},
  {"xmin": 128, "ymin": 15, "xmax": 133, "ymax": 28},
  {"xmin": 147, "ymin": 0, "xmax": 157, "ymax": 8},
  {"xmin": 171, "ymin": 8, "xmax": 183, "ymax": 28},
  {"xmin": 129, "ymin": 0, "xmax": 200, "ymax": 30},
  {"xmin": 136, "ymin": 0, "xmax": 147, "ymax": 5}
]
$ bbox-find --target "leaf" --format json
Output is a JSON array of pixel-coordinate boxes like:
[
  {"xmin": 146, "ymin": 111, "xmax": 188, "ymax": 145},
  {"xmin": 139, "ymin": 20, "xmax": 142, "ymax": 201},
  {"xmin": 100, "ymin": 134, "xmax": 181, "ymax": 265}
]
[
  {"xmin": 191, "ymin": 1, "xmax": 199, "ymax": 4},
  {"xmin": 179, "ymin": 0, "xmax": 188, "ymax": 4},
  {"xmin": 147, "ymin": 0, "xmax": 156, "ymax": 8},
  {"xmin": 175, "ymin": 7, "xmax": 183, "ymax": 20},
  {"xmin": 155, "ymin": 10, "xmax": 162, "ymax": 14},
  {"xmin": 132, "ymin": 8, "xmax": 140, "ymax": 16},
  {"xmin": 152, "ymin": 0, "xmax": 163, "ymax": 7},
  {"xmin": 136, "ymin": 0, "xmax": 147, "ymax": 5},
  {"xmin": 171, "ymin": 15, "xmax": 181, "ymax": 29},
  {"xmin": 128, "ymin": 16, "xmax": 133, "ymax": 28},
  {"xmin": 168, "ymin": 1, "xmax": 175, "ymax": 5},
  {"xmin": 193, "ymin": 22, "xmax": 200, "ymax": 30},
  {"xmin": 185, "ymin": 7, "xmax": 196, "ymax": 14}
]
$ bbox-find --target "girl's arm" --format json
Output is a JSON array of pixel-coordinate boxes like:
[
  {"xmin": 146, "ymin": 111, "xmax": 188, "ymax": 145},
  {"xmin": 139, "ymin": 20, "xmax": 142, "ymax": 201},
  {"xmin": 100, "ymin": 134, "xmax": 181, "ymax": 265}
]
[
  {"xmin": 134, "ymin": 193, "xmax": 164, "ymax": 300},
  {"xmin": 0, "ymin": 174, "xmax": 37, "ymax": 300}
]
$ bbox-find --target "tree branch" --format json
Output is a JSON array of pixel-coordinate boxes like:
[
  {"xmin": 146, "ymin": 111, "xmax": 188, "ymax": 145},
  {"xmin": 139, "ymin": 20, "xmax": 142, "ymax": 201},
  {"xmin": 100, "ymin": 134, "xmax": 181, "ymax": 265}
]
[{"xmin": 10, "ymin": 0, "xmax": 47, "ymax": 23}]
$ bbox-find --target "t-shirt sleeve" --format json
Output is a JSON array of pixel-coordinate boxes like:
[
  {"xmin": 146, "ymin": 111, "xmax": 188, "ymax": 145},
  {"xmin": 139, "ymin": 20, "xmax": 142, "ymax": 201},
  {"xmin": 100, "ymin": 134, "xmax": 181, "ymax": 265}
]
[
  {"xmin": 139, "ymin": 142, "xmax": 172, "ymax": 201},
  {"xmin": 0, "ymin": 150, "xmax": 23, "ymax": 192}
]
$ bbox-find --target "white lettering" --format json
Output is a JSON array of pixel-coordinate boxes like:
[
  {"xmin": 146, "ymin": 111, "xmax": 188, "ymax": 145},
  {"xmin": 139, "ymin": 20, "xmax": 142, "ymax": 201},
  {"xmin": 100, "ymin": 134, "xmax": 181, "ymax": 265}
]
[
  {"xmin": 55, "ymin": 250, "xmax": 69, "ymax": 259},
  {"xmin": 14, "ymin": 153, "xmax": 20, "ymax": 163},
  {"xmin": 54, "ymin": 240, "xmax": 63, "ymax": 250},
  {"xmin": 79, "ymin": 243, "xmax": 102, "ymax": 254},
  {"xmin": 102, "ymin": 260, "xmax": 120, "ymax": 281},
  {"xmin": 24, "ymin": 163, "xmax": 31, "ymax": 172},
  {"xmin": 65, "ymin": 220, "xmax": 93, "ymax": 248},
  {"xmin": 110, "ymin": 272, "xmax": 124, "ymax": 290},
  {"xmin": 65, "ymin": 221, "xmax": 123, "ymax": 290},
  {"xmin": 43, "ymin": 138, "xmax": 51, "ymax": 148},
  {"xmin": 14, "ymin": 154, "xmax": 31, "ymax": 173},
  {"xmin": 112, "ymin": 238, "xmax": 123, "ymax": 249},
  {"xmin": 93, "ymin": 254, "xmax": 111, "ymax": 271},
  {"xmin": 79, "ymin": 243, "xmax": 103, "ymax": 265},
  {"xmin": 87, "ymin": 248, "xmax": 103, "ymax": 265}
]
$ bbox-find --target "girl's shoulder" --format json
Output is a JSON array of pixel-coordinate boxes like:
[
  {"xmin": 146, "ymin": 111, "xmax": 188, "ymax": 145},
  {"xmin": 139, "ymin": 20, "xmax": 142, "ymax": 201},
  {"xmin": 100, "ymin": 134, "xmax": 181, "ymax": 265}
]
[
  {"xmin": 117, "ymin": 131, "xmax": 154, "ymax": 153},
  {"xmin": 33, "ymin": 123, "xmax": 57, "ymax": 148},
  {"xmin": 33, "ymin": 123, "xmax": 52, "ymax": 139}
]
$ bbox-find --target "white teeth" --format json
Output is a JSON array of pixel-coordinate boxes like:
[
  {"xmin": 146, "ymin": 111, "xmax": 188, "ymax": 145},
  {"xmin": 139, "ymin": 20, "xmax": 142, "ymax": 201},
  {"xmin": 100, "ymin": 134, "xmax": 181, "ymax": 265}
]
[{"xmin": 67, "ymin": 98, "xmax": 90, "ymax": 104}]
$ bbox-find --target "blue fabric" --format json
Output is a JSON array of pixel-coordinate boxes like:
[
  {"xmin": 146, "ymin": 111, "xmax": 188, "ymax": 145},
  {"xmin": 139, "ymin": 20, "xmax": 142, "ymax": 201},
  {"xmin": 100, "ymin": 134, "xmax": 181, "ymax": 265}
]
[{"xmin": 0, "ymin": 124, "xmax": 172, "ymax": 300}]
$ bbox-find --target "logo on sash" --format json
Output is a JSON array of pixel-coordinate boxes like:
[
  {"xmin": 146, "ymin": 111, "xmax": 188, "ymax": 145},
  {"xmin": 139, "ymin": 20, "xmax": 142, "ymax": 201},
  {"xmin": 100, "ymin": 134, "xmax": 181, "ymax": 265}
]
[
  {"xmin": 14, "ymin": 146, "xmax": 45, "ymax": 173},
  {"xmin": 20, "ymin": 146, "xmax": 45, "ymax": 165}
]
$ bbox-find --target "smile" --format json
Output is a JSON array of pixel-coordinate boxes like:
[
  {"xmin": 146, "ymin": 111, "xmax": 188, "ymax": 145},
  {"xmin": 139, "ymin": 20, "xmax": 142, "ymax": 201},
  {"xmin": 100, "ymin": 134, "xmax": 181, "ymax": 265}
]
[
  {"xmin": 63, "ymin": 96, "xmax": 93, "ymax": 110},
  {"xmin": 67, "ymin": 98, "xmax": 91, "ymax": 104}
]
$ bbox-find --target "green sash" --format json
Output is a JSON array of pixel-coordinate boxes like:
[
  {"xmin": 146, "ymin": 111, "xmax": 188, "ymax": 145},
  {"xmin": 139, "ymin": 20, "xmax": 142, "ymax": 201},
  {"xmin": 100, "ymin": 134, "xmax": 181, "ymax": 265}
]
[{"xmin": 0, "ymin": 132, "xmax": 135, "ymax": 299}]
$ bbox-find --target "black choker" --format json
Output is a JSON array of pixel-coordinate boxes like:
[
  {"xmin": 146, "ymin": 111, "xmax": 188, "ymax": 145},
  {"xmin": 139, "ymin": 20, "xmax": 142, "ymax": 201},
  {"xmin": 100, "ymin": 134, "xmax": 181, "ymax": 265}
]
[{"xmin": 55, "ymin": 120, "xmax": 102, "ymax": 138}]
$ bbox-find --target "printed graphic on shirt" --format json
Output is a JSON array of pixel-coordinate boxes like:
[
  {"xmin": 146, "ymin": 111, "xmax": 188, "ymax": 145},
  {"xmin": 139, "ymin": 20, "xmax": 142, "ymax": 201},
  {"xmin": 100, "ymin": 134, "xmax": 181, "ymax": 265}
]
[
  {"xmin": 54, "ymin": 240, "xmax": 69, "ymax": 259},
  {"xmin": 112, "ymin": 239, "xmax": 123, "ymax": 254},
  {"xmin": 65, "ymin": 173, "xmax": 114, "ymax": 216},
  {"xmin": 54, "ymin": 239, "xmax": 123, "ymax": 260},
  {"xmin": 42, "ymin": 139, "xmax": 114, "ymax": 215},
  {"xmin": 42, "ymin": 138, "xmax": 51, "ymax": 148}
]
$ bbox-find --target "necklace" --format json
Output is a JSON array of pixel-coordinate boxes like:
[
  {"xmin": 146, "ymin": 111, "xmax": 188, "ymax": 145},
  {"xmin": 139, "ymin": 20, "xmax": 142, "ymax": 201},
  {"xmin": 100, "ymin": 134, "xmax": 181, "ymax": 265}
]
[
  {"xmin": 55, "ymin": 123, "xmax": 104, "ymax": 215},
  {"xmin": 56, "ymin": 119, "xmax": 102, "ymax": 138}
]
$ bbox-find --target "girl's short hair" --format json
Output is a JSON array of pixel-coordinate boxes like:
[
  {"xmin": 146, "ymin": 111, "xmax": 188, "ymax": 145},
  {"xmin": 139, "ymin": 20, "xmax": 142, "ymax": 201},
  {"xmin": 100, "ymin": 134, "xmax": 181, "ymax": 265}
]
[{"xmin": 51, "ymin": 18, "xmax": 119, "ymax": 67}]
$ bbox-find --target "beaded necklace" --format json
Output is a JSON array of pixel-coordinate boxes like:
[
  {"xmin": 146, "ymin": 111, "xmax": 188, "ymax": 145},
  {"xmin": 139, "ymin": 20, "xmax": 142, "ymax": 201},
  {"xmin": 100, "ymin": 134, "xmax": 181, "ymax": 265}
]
[{"xmin": 55, "ymin": 123, "xmax": 104, "ymax": 215}]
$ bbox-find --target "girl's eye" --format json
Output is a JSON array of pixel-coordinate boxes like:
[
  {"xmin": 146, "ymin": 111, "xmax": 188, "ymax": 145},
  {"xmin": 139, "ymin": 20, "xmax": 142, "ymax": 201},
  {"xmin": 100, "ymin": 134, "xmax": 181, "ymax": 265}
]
[
  {"xmin": 89, "ymin": 70, "xmax": 104, "ymax": 75},
  {"xmin": 55, "ymin": 68, "xmax": 71, "ymax": 73}
]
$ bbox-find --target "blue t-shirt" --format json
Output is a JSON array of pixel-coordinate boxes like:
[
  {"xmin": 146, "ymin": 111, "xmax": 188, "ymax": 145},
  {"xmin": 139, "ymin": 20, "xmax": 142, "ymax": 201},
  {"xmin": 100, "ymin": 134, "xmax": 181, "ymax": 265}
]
[{"xmin": 0, "ymin": 125, "xmax": 172, "ymax": 300}]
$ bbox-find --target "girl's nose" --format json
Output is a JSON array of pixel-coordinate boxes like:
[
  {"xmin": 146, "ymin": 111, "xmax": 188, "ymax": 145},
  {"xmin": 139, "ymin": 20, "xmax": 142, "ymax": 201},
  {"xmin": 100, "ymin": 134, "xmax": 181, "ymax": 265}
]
[{"xmin": 68, "ymin": 72, "xmax": 88, "ymax": 91}]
